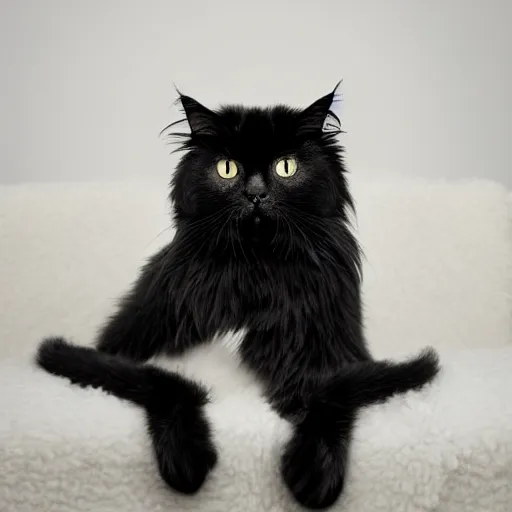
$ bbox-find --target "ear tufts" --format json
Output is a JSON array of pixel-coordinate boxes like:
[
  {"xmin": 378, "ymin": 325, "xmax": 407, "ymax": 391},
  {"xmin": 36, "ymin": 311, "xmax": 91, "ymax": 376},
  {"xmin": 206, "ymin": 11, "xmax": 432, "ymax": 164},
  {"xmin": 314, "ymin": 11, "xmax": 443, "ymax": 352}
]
[
  {"xmin": 178, "ymin": 94, "xmax": 220, "ymax": 137},
  {"xmin": 298, "ymin": 81, "xmax": 343, "ymax": 137}
]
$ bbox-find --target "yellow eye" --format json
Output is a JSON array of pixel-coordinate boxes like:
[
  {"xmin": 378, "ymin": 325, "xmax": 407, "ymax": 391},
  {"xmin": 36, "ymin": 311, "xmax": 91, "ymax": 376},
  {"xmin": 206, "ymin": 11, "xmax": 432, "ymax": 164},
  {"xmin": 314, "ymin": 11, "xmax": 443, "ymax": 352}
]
[
  {"xmin": 275, "ymin": 158, "xmax": 297, "ymax": 178},
  {"xmin": 216, "ymin": 159, "xmax": 238, "ymax": 179}
]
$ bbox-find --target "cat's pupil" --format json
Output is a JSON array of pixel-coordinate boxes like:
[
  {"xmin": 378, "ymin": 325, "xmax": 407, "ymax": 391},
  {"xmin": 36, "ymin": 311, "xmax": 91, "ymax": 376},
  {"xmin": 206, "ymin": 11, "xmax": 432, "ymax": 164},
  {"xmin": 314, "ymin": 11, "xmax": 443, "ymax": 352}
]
[
  {"xmin": 225, "ymin": 161, "xmax": 229, "ymax": 175},
  {"xmin": 284, "ymin": 160, "xmax": 289, "ymax": 174}
]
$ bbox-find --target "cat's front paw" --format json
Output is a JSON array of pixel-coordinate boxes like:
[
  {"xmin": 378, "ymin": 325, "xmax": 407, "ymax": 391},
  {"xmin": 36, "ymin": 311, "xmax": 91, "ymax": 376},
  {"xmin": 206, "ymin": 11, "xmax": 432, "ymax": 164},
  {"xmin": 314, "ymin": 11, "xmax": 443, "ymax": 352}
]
[
  {"xmin": 281, "ymin": 421, "xmax": 348, "ymax": 509},
  {"xmin": 145, "ymin": 373, "xmax": 217, "ymax": 494},
  {"xmin": 149, "ymin": 406, "xmax": 217, "ymax": 494}
]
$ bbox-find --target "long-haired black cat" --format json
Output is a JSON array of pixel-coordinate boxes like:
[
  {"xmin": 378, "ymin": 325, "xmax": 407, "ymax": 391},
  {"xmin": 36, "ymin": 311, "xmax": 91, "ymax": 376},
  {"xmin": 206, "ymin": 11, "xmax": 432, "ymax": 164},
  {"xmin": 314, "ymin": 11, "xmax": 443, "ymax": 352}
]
[{"xmin": 36, "ymin": 86, "xmax": 439, "ymax": 509}]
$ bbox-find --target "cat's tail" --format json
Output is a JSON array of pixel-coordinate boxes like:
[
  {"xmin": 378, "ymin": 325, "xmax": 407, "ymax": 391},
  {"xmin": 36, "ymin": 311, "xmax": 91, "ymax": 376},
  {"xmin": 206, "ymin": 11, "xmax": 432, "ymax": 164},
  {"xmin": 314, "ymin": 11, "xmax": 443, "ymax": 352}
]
[
  {"xmin": 36, "ymin": 337, "xmax": 208, "ymax": 409},
  {"xmin": 314, "ymin": 347, "xmax": 440, "ymax": 413}
]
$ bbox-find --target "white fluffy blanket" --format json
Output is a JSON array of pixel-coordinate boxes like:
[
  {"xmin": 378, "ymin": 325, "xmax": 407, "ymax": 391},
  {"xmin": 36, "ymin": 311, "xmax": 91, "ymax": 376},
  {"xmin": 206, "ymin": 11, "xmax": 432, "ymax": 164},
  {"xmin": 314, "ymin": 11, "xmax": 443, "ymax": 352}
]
[
  {"xmin": 1, "ymin": 344, "xmax": 512, "ymax": 512},
  {"xmin": 0, "ymin": 178, "xmax": 511, "ymax": 511}
]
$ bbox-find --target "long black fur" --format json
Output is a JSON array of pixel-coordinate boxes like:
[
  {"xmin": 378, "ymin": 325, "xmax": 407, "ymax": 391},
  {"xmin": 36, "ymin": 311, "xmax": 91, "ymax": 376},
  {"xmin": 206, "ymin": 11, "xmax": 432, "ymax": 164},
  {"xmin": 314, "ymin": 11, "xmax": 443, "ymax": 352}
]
[
  {"xmin": 37, "ymin": 337, "xmax": 217, "ymax": 494},
  {"xmin": 36, "ymin": 86, "xmax": 439, "ymax": 509}
]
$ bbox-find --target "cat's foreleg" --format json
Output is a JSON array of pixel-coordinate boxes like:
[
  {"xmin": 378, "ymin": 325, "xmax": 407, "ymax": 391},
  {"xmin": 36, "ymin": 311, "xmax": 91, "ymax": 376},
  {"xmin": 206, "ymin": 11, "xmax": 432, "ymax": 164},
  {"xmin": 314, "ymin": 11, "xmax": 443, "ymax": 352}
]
[
  {"xmin": 96, "ymin": 245, "xmax": 207, "ymax": 361},
  {"xmin": 36, "ymin": 337, "xmax": 218, "ymax": 494},
  {"xmin": 240, "ymin": 328, "xmax": 439, "ymax": 509},
  {"xmin": 279, "ymin": 350, "xmax": 440, "ymax": 509}
]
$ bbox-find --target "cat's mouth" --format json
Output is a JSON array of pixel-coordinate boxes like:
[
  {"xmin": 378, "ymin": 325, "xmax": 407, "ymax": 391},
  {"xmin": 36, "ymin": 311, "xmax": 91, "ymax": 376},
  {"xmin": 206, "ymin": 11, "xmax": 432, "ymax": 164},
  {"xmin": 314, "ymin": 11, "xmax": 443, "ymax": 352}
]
[
  {"xmin": 249, "ymin": 205, "xmax": 271, "ymax": 226},
  {"xmin": 241, "ymin": 200, "xmax": 269, "ymax": 220},
  {"xmin": 247, "ymin": 209, "xmax": 264, "ymax": 229},
  {"xmin": 238, "ymin": 206, "xmax": 273, "ymax": 243}
]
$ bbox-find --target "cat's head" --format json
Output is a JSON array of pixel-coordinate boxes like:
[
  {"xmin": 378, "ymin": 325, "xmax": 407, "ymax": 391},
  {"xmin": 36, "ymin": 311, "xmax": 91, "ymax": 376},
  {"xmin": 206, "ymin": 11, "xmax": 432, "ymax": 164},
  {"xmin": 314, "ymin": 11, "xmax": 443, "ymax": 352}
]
[{"xmin": 165, "ymin": 86, "xmax": 353, "ymax": 249}]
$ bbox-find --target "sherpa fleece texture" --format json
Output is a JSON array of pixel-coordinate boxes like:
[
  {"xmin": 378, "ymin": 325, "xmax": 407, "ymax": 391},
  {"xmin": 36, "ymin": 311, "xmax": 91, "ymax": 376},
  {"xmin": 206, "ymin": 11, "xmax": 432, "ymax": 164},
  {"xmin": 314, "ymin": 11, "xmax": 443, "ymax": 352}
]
[{"xmin": 0, "ymin": 178, "xmax": 511, "ymax": 512}]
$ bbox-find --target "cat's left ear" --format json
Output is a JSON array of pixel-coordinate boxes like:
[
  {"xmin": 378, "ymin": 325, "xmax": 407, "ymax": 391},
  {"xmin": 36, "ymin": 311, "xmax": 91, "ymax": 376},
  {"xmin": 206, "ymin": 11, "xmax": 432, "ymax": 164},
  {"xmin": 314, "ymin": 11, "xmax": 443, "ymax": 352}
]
[
  {"xmin": 179, "ymin": 94, "xmax": 220, "ymax": 137},
  {"xmin": 298, "ymin": 82, "xmax": 343, "ymax": 136}
]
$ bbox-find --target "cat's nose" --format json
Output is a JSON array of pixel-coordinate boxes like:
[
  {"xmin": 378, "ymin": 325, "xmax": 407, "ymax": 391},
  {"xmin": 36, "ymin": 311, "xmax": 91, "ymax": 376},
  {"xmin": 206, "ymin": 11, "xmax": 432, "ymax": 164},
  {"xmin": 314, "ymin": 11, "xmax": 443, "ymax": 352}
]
[
  {"xmin": 245, "ymin": 174, "xmax": 268, "ymax": 204},
  {"xmin": 246, "ymin": 193, "xmax": 267, "ymax": 206}
]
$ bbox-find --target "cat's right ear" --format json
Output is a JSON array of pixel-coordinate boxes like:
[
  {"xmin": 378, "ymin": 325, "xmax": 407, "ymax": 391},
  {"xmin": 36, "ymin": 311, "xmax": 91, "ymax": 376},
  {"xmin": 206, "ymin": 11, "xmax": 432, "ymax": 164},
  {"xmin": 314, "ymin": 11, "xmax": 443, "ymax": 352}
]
[{"xmin": 179, "ymin": 95, "xmax": 220, "ymax": 137}]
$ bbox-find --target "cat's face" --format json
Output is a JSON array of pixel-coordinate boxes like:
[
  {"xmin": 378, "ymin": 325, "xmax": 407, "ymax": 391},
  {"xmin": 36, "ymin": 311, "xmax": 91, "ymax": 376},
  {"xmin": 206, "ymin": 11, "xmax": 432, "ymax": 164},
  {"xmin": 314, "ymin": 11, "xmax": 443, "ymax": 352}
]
[{"xmin": 168, "ymin": 87, "xmax": 351, "ymax": 247}]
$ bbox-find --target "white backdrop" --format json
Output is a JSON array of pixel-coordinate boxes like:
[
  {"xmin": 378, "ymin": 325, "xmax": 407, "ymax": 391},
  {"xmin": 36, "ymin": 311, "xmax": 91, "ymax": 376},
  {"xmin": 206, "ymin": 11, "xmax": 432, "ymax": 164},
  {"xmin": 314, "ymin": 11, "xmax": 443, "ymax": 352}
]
[{"xmin": 1, "ymin": 0, "xmax": 511, "ymax": 186}]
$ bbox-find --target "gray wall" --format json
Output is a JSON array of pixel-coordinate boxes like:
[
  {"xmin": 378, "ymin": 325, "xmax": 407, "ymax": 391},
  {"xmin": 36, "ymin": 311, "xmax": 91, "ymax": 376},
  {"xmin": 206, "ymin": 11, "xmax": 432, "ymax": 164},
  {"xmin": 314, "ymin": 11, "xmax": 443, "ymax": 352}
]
[{"xmin": 1, "ymin": 0, "xmax": 511, "ymax": 186}]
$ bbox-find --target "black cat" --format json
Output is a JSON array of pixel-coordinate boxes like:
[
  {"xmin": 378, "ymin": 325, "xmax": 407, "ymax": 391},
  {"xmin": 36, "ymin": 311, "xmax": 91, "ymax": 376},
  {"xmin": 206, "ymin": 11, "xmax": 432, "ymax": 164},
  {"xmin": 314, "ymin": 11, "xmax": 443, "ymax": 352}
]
[{"xmin": 37, "ymin": 86, "xmax": 439, "ymax": 509}]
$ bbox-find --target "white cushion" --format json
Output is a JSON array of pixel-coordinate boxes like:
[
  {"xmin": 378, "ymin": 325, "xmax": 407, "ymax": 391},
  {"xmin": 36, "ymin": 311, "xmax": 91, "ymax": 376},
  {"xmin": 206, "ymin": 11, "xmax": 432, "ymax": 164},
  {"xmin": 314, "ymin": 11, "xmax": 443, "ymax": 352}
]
[{"xmin": 0, "ymin": 177, "xmax": 511, "ymax": 512}]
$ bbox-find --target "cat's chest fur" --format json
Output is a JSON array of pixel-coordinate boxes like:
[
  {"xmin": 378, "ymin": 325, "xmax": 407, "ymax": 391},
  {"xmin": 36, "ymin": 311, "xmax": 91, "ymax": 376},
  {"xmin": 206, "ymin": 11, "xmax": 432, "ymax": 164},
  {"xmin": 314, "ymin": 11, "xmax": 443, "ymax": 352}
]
[{"xmin": 179, "ymin": 255, "xmax": 340, "ymax": 335}]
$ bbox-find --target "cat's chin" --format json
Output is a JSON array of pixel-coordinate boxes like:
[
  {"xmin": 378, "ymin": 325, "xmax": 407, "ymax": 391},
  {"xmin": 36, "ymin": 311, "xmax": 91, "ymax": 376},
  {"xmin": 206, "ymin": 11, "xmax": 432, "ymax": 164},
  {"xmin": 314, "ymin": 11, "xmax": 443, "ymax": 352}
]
[
  {"xmin": 243, "ymin": 213, "xmax": 263, "ymax": 231},
  {"xmin": 239, "ymin": 210, "xmax": 275, "ymax": 244},
  {"xmin": 251, "ymin": 213, "xmax": 262, "ymax": 225}
]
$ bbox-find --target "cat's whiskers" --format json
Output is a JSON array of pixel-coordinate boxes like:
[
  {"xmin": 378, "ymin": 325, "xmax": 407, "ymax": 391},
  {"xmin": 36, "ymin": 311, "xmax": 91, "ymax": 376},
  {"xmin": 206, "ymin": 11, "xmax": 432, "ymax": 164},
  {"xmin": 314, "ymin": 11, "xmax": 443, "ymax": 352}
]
[
  {"xmin": 183, "ymin": 207, "xmax": 232, "ymax": 239},
  {"xmin": 227, "ymin": 217, "xmax": 237, "ymax": 257},
  {"xmin": 184, "ymin": 206, "xmax": 232, "ymax": 231},
  {"xmin": 292, "ymin": 216, "xmax": 340, "ymax": 266},
  {"xmin": 197, "ymin": 213, "xmax": 234, "ymax": 256},
  {"xmin": 172, "ymin": 208, "xmax": 233, "ymax": 261},
  {"xmin": 234, "ymin": 215, "xmax": 250, "ymax": 264},
  {"xmin": 284, "ymin": 215, "xmax": 317, "ymax": 258},
  {"xmin": 279, "ymin": 214, "xmax": 295, "ymax": 261},
  {"xmin": 214, "ymin": 210, "xmax": 236, "ymax": 255},
  {"xmin": 290, "ymin": 213, "xmax": 359, "ymax": 274},
  {"xmin": 270, "ymin": 212, "xmax": 282, "ymax": 249},
  {"xmin": 144, "ymin": 225, "xmax": 174, "ymax": 250},
  {"xmin": 271, "ymin": 205, "xmax": 308, "ymax": 259}
]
